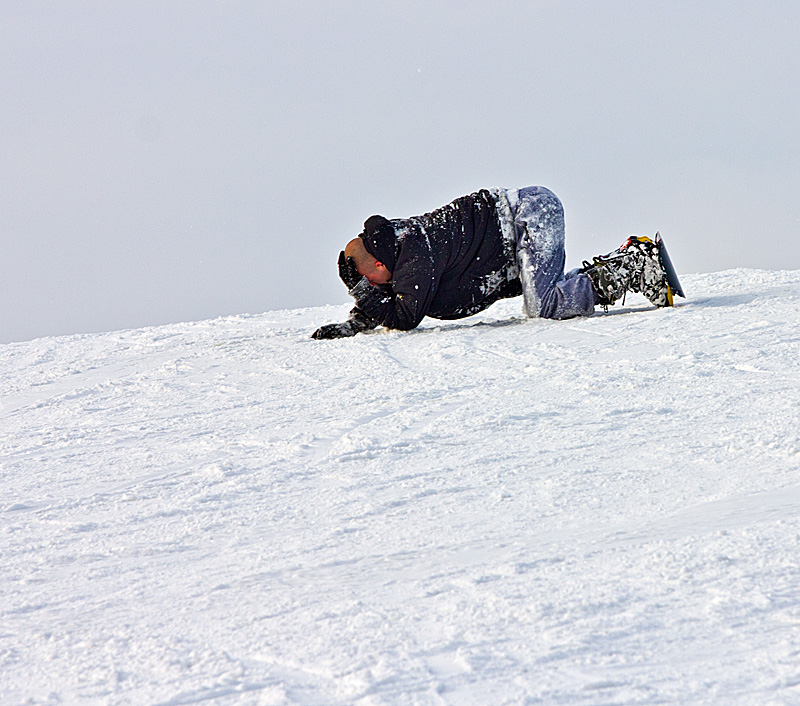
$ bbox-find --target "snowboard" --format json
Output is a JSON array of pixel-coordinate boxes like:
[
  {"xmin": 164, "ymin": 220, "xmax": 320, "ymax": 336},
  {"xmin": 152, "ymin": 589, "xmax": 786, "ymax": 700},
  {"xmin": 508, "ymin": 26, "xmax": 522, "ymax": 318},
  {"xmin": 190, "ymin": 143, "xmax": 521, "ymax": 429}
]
[{"xmin": 655, "ymin": 232, "xmax": 685, "ymax": 303}]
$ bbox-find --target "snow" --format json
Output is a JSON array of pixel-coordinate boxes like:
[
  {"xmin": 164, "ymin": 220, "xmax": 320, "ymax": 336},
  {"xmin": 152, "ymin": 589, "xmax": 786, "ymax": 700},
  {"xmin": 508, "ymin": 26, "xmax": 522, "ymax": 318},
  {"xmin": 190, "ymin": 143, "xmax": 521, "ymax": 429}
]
[{"xmin": 2, "ymin": 268, "xmax": 800, "ymax": 705}]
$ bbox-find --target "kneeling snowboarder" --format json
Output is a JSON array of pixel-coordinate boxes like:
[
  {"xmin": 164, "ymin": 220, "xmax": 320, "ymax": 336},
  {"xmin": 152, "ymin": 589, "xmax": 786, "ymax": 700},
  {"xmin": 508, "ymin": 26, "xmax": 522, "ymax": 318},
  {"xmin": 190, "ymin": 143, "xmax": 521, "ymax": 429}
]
[{"xmin": 312, "ymin": 186, "xmax": 683, "ymax": 340}]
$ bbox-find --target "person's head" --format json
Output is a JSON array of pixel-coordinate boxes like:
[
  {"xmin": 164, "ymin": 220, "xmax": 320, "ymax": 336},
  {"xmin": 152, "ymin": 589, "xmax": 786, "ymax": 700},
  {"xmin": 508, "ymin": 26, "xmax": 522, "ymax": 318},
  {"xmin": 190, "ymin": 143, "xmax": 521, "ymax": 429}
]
[{"xmin": 345, "ymin": 237, "xmax": 392, "ymax": 285}]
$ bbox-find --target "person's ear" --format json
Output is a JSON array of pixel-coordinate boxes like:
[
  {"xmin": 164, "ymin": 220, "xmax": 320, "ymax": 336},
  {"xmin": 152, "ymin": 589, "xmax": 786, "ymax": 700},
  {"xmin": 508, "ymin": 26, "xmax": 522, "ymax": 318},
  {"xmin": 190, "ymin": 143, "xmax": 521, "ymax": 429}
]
[{"xmin": 375, "ymin": 261, "xmax": 385, "ymax": 269}]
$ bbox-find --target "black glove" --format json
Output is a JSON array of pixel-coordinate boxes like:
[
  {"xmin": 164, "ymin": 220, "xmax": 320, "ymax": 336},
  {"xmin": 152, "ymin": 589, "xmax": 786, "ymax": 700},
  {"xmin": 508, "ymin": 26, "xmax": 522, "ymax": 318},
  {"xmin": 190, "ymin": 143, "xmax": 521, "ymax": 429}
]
[
  {"xmin": 311, "ymin": 321, "xmax": 357, "ymax": 340},
  {"xmin": 348, "ymin": 308, "xmax": 380, "ymax": 333},
  {"xmin": 338, "ymin": 251, "xmax": 361, "ymax": 290},
  {"xmin": 311, "ymin": 308, "xmax": 380, "ymax": 340}
]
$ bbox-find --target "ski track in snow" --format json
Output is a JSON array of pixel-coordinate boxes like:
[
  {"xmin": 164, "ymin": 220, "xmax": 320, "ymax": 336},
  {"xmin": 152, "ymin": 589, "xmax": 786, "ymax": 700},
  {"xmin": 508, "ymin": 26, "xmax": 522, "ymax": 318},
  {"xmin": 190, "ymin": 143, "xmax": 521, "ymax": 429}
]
[{"xmin": 2, "ymin": 269, "xmax": 800, "ymax": 705}]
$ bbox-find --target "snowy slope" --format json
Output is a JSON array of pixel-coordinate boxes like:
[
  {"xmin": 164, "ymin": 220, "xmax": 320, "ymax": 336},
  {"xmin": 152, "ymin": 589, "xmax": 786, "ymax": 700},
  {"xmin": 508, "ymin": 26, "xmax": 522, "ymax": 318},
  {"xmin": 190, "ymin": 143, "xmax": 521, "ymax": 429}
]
[{"xmin": 2, "ymin": 269, "xmax": 800, "ymax": 706}]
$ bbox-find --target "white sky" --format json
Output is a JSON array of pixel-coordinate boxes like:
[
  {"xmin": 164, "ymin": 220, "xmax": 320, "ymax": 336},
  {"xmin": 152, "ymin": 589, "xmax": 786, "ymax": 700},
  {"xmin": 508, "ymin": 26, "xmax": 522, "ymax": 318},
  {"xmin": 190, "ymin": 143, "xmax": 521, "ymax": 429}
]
[{"xmin": 2, "ymin": 0, "xmax": 799, "ymax": 343}]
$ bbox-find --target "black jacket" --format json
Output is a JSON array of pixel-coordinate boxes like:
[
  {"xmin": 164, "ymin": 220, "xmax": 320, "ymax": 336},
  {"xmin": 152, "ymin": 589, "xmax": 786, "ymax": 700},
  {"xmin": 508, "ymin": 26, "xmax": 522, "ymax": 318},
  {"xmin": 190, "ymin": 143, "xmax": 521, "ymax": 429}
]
[{"xmin": 351, "ymin": 189, "xmax": 521, "ymax": 330}]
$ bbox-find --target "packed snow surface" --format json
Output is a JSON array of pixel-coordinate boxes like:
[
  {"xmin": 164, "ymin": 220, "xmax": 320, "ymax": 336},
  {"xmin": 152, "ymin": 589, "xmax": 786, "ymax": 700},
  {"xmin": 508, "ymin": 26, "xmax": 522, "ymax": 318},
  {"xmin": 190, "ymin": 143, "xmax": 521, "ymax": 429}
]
[{"xmin": 2, "ymin": 269, "xmax": 800, "ymax": 705}]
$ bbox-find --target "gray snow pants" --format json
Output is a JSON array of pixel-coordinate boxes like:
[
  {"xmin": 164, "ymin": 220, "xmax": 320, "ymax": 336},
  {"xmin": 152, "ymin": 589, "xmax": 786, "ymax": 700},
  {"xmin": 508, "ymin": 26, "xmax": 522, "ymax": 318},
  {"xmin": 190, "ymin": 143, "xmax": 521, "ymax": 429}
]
[{"xmin": 512, "ymin": 186, "xmax": 598, "ymax": 319}]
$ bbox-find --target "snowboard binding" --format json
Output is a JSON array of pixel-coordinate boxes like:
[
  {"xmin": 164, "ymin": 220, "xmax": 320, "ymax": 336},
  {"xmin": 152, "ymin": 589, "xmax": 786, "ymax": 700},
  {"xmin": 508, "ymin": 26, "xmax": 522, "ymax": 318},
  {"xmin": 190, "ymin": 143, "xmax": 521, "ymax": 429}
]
[{"xmin": 581, "ymin": 232, "xmax": 685, "ymax": 308}]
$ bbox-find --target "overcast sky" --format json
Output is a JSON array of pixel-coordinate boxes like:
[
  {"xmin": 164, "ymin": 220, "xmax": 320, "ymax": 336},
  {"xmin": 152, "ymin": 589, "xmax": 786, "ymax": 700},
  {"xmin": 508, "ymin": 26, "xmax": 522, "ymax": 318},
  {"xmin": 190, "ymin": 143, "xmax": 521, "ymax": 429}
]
[{"xmin": 2, "ymin": 0, "xmax": 799, "ymax": 343}]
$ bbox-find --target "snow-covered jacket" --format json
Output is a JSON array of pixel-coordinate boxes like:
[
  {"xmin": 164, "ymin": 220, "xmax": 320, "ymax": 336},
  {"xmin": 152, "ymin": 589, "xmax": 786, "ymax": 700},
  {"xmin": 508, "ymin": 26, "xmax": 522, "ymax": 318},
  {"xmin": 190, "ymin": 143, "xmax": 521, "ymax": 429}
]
[{"xmin": 351, "ymin": 189, "xmax": 521, "ymax": 330}]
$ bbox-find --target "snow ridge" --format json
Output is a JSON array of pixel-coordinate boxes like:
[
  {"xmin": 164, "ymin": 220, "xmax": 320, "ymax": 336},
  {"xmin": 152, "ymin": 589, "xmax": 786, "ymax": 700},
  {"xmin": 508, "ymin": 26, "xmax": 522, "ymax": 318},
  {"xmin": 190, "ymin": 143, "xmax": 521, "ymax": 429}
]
[{"xmin": 2, "ymin": 269, "xmax": 800, "ymax": 705}]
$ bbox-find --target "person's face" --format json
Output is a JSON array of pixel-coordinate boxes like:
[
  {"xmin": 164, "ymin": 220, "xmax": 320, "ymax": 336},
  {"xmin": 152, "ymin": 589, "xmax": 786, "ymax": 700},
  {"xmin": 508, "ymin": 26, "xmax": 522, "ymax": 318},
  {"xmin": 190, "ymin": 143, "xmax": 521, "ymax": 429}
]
[
  {"xmin": 363, "ymin": 262, "xmax": 392, "ymax": 285},
  {"xmin": 345, "ymin": 239, "xmax": 392, "ymax": 285}
]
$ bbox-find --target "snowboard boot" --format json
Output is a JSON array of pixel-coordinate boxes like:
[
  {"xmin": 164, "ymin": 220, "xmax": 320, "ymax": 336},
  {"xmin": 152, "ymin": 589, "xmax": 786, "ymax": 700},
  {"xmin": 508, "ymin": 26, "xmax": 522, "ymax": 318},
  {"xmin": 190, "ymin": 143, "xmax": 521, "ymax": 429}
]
[{"xmin": 581, "ymin": 233, "xmax": 679, "ymax": 308}]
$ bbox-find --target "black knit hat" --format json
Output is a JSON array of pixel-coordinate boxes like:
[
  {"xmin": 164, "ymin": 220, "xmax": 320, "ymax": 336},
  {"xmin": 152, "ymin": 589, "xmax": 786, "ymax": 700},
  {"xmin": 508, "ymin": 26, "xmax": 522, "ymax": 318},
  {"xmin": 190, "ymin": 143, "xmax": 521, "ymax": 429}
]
[{"xmin": 360, "ymin": 215, "xmax": 398, "ymax": 272}]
